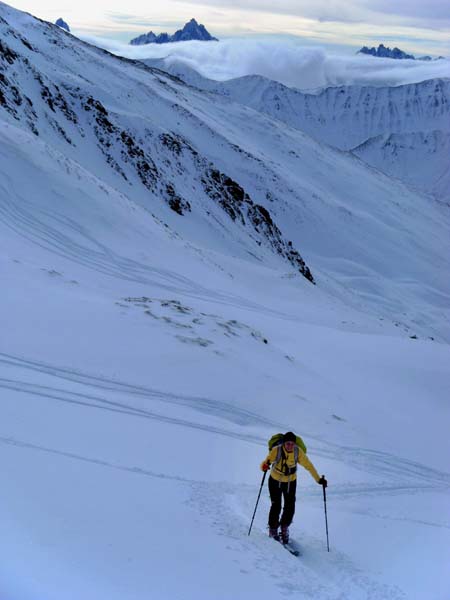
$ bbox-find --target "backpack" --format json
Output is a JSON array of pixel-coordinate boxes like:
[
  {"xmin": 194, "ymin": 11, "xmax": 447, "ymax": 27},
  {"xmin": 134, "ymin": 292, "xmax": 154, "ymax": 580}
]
[
  {"xmin": 268, "ymin": 433, "xmax": 307, "ymax": 454},
  {"xmin": 267, "ymin": 432, "xmax": 307, "ymax": 477}
]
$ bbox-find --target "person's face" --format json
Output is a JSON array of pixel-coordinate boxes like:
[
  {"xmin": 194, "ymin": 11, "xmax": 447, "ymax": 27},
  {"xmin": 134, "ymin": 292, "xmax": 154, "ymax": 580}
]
[{"xmin": 284, "ymin": 441, "xmax": 295, "ymax": 452}]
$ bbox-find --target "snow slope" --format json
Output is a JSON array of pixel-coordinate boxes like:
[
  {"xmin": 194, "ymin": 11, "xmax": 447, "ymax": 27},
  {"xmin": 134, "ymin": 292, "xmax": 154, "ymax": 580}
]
[
  {"xmin": 146, "ymin": 59, "xmax": 450, "ymax": 202},
  {"xmin": 1, "ymin": 3, "xmax": 450, "ymax": 600},
  {"xmin": 147, "ymin": 65, "xmax": 450, "ymax": 150},
  {"xmin": 352, "ymin": 130, "xmax": 450, "ymax": 201},
  {"xmin": 1, "ymin": 5, "xmax": 449, "ymax": 339}
]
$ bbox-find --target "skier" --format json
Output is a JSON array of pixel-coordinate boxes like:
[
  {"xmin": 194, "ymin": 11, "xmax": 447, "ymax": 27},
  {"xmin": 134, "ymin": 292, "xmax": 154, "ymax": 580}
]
[{"xmin": 260, "ymin": 431, "xmax": 327, "ymax": 544}]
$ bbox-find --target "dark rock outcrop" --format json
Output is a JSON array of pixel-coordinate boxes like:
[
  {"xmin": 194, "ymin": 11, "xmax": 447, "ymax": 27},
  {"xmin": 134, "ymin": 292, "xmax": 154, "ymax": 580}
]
[
  {"xmin": 130, "ymin": 19, "xmax": 217, "ymax": 46},
  {"xmin": 358, "ymin": 44, "xmax": 415, "ymax": 60},
  {"xmin": 55, "ymin": 18, "xmax": 70, "ymax": 32}
]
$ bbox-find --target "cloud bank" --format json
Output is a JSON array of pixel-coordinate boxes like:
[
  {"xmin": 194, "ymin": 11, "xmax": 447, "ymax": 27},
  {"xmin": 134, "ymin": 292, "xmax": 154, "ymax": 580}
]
[{"xmin": 84, "ymin": 36, "xmax": 450, "ymax": 90}]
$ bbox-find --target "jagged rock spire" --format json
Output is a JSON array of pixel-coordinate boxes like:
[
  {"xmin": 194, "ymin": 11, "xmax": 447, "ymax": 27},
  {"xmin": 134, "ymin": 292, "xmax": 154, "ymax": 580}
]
[{"xmin": 130, "ymin": 19, "xmax": 218, "ymax": 46}]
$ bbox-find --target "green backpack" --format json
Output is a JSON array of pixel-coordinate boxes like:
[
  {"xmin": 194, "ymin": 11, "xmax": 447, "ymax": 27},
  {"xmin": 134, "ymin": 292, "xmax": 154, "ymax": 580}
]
[
  {"xmin": 267, "ymin": 433, "xmax": 307, "ymax": 477},
  {"xmin": 268, "ymin": 433, "xmax": 307, "ymax": 454}
]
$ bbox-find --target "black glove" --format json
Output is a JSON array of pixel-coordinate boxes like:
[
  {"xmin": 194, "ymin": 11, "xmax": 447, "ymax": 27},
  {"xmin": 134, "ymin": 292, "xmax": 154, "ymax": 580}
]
[{"xmin": 318, "ymin": 476, "xmax": 327, "ymax": 488}]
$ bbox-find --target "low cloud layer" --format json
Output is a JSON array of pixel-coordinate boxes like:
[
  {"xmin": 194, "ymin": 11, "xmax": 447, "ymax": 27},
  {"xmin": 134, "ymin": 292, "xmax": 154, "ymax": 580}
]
[{"xmin": 85, "ymin": 36, "xmax": 450, "ymax": 90}]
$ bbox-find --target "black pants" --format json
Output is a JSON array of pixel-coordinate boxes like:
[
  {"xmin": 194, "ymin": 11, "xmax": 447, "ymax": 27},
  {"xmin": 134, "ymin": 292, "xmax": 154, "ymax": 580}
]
[{"xmin": 268, "ymin": 475, "xmax": 297, "ymax": 528}]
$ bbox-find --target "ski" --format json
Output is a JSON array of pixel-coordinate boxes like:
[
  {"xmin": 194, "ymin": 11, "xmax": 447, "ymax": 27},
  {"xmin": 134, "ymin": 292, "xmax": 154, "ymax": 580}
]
[
  {"xmin": 270, "ymin": 536, "xmax": 301, "ymax": 556},
  {"xmin": 282, "ymin": 542, "xmax": 300, "ymax": 557}
]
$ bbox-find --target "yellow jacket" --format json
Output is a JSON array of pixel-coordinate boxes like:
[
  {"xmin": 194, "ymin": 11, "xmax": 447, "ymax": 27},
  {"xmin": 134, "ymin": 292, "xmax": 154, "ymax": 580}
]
[{"xmin": 262, "ymin": 445, "xmax": 320, "ymax": 483}]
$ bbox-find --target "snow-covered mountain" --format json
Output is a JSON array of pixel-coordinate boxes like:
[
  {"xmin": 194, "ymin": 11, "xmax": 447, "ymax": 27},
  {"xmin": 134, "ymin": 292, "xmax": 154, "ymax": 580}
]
[
  {"xmin": 1, "ymin": 3, "xmax": 449, "ymax": 600},
  {"xmin": 130, "ymin": 18, "xmax": 218, "ymax": 45},
  {"xmin": 353, "ymin": 130, "xmax": 450, "ymax": 201},
  {"xmin": 147, "ymin": 59, "xmax": 450, "ymax": 202},
  {"xmin": 3, "ymin": 4, "xmax": 448, "ymax": 332}
]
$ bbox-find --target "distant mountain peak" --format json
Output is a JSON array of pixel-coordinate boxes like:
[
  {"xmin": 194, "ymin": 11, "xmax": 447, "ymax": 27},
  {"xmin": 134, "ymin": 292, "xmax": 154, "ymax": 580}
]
[
  {"xmin": 358, "ymin": 44, "xmax": 415, "ymax": 60},
  {"xmin": 130, "ymin": 19, "xmax": 218, "ymax": 46},
  {"xmin": 55, "ymin": 18, "xmax": 70, "ymax": 33}
]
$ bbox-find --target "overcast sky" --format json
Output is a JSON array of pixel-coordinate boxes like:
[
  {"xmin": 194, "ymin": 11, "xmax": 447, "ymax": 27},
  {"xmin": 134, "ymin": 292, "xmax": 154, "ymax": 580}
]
[{"xmin": 7, "ymin": 0, "xmax": 450, "ymax": 56}]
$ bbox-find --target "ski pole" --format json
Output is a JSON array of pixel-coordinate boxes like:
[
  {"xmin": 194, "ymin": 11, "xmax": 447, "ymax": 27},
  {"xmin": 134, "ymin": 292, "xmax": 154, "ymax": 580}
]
[
  {"xmin": 322, "ymin": 475, "xmax": 330, "ymax": 552},
  {"xmin": 248, "ymin": 470, "xmax": 267, "ymax": 536}
]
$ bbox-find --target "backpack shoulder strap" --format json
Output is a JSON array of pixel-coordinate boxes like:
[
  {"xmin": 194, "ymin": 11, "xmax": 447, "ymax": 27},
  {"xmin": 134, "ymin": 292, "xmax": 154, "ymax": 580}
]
[{"xmin": 275, "ymin": 444, "xmax": 283, "ymax": 464}]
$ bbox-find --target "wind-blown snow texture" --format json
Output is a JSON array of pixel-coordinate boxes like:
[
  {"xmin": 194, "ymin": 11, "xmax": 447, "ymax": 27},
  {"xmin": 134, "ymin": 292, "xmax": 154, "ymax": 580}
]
[{"xmin": 1, "ymin": 3, "xmax": 450, "ymax": 600}]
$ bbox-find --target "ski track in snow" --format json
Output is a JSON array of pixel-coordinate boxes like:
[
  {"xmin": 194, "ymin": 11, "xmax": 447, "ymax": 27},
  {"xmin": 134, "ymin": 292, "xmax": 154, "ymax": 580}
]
[
  {"xmin": 189, "ymin": 482, "xmax": 408, "ymax": 600},
  {"xmin": 0, "ymin": 352, "xmax": 281, "ymax": 429},
  {"xmin": 0, "ymin": 182, "xmax": 227, "ymax": 297},
  {"xmin": 0, "ymin": 432, "xmax": 442, "ymax": 598},
  {"xmin": 1, "ymin": 352, "xmax": 449, "ymax": 501},
  {"xmin": 1, "ymin": 7, "xmax": 449, "ymax": 599},
  {"xmin": 0, "ymin": 175, "xmax": 297, "ymax": 320},
  {"xmin": 1, "ymin": 345, "xmax": 447, "ymax": 599}
]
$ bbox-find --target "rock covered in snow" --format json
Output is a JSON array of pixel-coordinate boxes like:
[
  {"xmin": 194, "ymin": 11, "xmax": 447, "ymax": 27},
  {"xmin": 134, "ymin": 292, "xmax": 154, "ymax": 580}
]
[
  {"xmin": 130, "ymin": 18, "xmax": 217, "ymax": 46},
  {"xmin": 172, "ymin": 18, "xmax": 218, "ymax": 42}
]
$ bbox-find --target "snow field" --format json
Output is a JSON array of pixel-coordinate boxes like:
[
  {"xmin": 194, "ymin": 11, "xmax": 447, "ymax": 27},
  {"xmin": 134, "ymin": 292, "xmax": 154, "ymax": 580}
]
[{"xmin": 0, "ymin": 3, "xmax": 449, "ymax": 598}]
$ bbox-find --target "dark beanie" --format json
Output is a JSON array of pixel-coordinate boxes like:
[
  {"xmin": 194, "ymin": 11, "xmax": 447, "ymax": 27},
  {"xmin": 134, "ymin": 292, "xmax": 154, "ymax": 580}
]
[{"xmin": 283, "ymin": 431, "xmax": 296, "ymax": 443}]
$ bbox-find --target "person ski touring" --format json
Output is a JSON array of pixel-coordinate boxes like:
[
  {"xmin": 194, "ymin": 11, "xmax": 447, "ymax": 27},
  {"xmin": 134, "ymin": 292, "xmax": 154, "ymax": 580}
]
[{"xmin": 260, "ymin": 431, "xmax": 327, "ymax": 544}]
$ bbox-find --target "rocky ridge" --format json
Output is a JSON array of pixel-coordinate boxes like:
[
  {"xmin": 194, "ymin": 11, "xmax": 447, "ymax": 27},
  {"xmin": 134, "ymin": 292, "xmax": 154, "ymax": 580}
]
[{"xmin": 130, "ymin": 18, "xmax": 218, "ymax": 46}]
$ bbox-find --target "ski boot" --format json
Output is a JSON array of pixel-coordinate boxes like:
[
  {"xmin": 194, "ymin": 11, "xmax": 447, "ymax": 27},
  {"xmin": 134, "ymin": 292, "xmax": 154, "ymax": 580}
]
[
  {"xmin": 269, "ymin": 527, "xmax": 280, "ymax": 542},
  {"xmin": 280, "ymin": 525, "xmax": 289, "ymax": 545}
]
